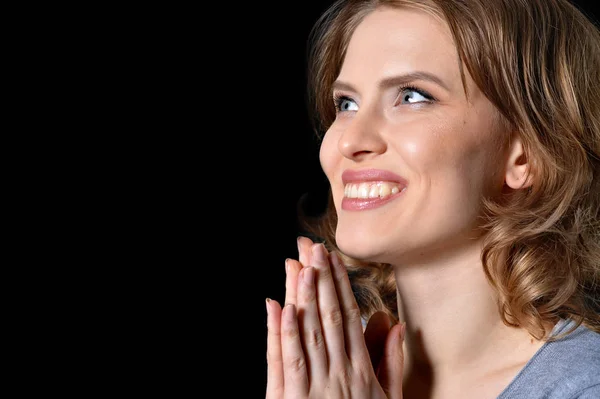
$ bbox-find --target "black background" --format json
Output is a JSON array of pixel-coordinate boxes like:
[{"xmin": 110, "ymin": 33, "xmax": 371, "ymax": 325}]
[
  {"xmin": 27, "ymin": 0, "xmax": 598, "ymax": 396},
  {"xmin": 208, "ymin": 1, "xmax": 599, "ymax": 397}
]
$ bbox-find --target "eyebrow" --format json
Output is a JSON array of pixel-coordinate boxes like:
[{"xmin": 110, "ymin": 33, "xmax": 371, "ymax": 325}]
[{"xmin": 332, "ymin": 71, "xmax": 450, "ymax": 93}]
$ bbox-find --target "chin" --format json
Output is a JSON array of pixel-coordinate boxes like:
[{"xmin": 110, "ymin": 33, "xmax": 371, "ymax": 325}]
[
  {"xmin": 335, "ymin": 223, "xmax": 395, "ymax": 263},
  {"xmin": 335, "ymin": 218, "xmax": 449, "ymax": 264}
]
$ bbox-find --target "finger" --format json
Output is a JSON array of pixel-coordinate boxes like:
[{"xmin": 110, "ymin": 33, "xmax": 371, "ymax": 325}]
[
  {"xmin": 297, "ymin": 236, "xmax": 314, "ymax": 267},
  {"xmin": 266, "ymin": 298, "xmax": 284, "ymax": 399},
  {"xmin": 329, "ymin": 251, "xmax": 371, "ymax": 364},
  {"xmin": 285, "ymin": 258, "xmax": 302, "ymax": 307},
  {"xmin": 311, "ymin": 243, "xmax": 348, "ymax": 366},
  {"xmin": 378, "ymin": 322, "xmax": 406, "ymax": 399},
  {"xmin": 281, "ymin": 304, "xmax": 309, "ymax": 396},
  {"xmin": 296, "ymin": 267, "xmax": 328, "ymax": 383},
  {"xmin": 364, "ymin": 311, "xmax": 392, "ymax": 372}
]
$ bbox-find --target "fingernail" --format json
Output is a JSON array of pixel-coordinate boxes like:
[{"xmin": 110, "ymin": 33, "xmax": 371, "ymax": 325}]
[
  {"xmin": 285, "ymin": 258, "xmax": 290, "ymax": 274},
  {"xmin": 312, "ymin": 243, "xmax": 326, "ymax": 262},
  {"xmin": 265, "ymin": 298, "xmax": 271, "ymax": 315},
  {"xmin": 399, "ymin": 322, "xmax": 406, "ymax": 342}
]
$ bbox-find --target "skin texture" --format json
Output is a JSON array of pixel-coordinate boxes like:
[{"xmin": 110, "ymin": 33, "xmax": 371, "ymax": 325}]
[{"xmin": 267, "ymin": 6, "xmax": 543, "ymax": 399}]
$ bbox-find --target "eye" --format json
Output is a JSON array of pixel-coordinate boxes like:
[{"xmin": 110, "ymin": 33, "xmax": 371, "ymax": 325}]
[
  {"xmin": 334, "ymin": 95, "xmax": 359, "ymax": 113},
  {"xmin": 398, "ymin": 86, "xmax": 434, "ymax": 104}
]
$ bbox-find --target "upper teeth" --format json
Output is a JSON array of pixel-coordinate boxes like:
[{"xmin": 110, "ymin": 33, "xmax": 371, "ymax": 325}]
[{"xmin": 344, "ymin": 182, "xmax": 403, "ymax": 199}]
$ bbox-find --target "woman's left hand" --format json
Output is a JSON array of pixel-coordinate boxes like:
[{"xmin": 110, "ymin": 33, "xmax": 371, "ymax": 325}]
[{"xmin": 266, "ymin": 241, "xmax": 406, "ymax": 398}]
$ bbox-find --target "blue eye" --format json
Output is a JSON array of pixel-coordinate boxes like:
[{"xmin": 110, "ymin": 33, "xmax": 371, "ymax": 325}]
[
  {"xmin": 398, "ymin": 86, "xmax": 434, "ymax": 104},
  {"xmin": 333, "ymin": 86, "xmax": 435, "ymax": 113},
  {"xmin": 334, "ymin": 95, "xmax": 359, "ymax": 112}
]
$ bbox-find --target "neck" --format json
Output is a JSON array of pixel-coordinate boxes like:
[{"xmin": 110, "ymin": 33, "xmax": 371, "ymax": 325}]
[{"xmin": 392, "ymin": 239, "xmax": 539, "ymax": 379}]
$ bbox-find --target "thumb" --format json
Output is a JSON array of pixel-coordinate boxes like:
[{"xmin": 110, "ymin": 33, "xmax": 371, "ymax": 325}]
[
  {"xmin": 377, "ymin": 322, "xmax": 406, "ymax": 399},
  {"xmin": 364, "ymin": 311, "xmax": 392, "ymax": 372}
]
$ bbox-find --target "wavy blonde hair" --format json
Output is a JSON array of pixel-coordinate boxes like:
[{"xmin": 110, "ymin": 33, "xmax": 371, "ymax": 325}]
[{"xmin": 301, "ymin": 0, "xmax": 600, "ymax": 339}]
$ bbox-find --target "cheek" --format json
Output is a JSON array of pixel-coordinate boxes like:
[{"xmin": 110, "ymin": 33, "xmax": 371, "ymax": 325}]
[
  {"xmin": 392, "ymin": 120, "xmax": 504, "ymax": 214},
  {"xmin": 389, "ymin": 122, "xmax": 451, "ymax": 171},
  {"xmin": 395, "ymin": 118, "xmax": 491, "ymax": 173},
  {"xmin": 318, "ymin": 129, "xmax": 339, "ymax": 180}
]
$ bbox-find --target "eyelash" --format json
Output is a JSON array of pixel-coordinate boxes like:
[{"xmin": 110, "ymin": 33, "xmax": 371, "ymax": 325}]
[
  {"xmin": 332, "ymin": 94, "xmax": 355, "ymax": 112},
  {"xmin": 333, "ymin": 84, "xmax": 436, "ymax": 112}
]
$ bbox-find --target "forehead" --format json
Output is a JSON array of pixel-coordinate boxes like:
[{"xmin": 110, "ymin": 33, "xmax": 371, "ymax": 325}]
[{"xmin": 339, "ymin": 6, "xmax": 462, "ymax": 91}]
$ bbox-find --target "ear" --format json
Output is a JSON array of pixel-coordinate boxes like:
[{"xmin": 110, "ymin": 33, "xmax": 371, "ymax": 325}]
[{"xmin": 505, "ymin": 136, "xmax": 534, "ymax": 189}]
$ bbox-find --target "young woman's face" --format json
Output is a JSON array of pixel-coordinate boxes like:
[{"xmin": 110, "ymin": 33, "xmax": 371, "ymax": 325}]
[{"xmin": 320, "ymin": 6, "xmax": 509, "ymax": 264}]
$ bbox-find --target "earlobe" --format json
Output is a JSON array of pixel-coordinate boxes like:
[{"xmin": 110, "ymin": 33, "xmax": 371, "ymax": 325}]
[{"xmin": 505, "ymin": 136, "xmax": 534, "ymax": 189}]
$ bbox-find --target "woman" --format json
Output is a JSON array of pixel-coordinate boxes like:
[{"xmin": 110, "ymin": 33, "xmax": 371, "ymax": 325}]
[{"xmin": 266, "ymin": 0, "xmax": 600, "ymax": 397}]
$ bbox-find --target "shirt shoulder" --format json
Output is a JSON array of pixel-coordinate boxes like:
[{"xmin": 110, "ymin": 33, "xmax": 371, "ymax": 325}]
[
  {"xmin": 497, "ymin": 319, "xmax": 600, "ymax": 399},
  {"xmin": 569, "ymin": 384, "xmax": 600, "ymax": 399}
]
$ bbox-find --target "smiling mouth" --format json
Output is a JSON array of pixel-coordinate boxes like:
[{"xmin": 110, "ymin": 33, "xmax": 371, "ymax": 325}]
[{"xmin": 344, "ymin": 182, "xmax": 406, "ymax": 199}]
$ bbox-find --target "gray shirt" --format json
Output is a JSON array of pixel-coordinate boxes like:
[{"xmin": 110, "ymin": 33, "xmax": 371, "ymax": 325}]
[{"xmin": 497, "ymin": 318, "xmax": 600, "ymax": 398}]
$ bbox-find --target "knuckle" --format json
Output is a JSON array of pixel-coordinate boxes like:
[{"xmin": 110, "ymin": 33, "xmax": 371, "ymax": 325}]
[
  {"xmin": 331, "ymin": 365, "xmax": 371, "ymax": 390},
  {"xmin": 317, "ymin": 265, "xmax": 333, "ymax": 280},
  {"xmin": 267, "ymin": 322, "xmax": 281, "ymax": 336},
  {"xmin": 353, "ymin": 365, "xmax": 372, "ymax": 386},
  {"xmin": 299, "ymin": 285, "xmax": 316, "ymax": 302},
  {"xmin": 306, "ymin": 327, "xmax": 325, "ymax": 349},
  {"xmin": 333, "ymin": 365, "xmax": 354, "ymax": 388},
  {"xmin": 332, "ymin": 267, "xmax": 346, "ymax": 282},
  {"xmin": 344, "ymin": 305, "xmax": 362, "ymax": 324},
  {"xmin": 285, "ymin": 355, "xmax": 306, "ymax": 373},
  {"xmin": 323, "ymin": 306, "xmax": 344, "ymax": 327},
  {"xmin": 282, "ymin": 324, "xmax": 300, "ymax": 340}
]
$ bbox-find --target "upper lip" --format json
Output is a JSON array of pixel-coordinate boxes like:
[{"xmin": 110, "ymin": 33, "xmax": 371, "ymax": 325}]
[{"xmin": 341, "ymin": 168, "xmax": 409, "ymax": 186}]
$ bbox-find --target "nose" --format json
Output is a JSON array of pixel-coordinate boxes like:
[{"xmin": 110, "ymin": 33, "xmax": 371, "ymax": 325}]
[{"xmin": 338, "ymin": 110, "xmax": 387, "ymax": 161}]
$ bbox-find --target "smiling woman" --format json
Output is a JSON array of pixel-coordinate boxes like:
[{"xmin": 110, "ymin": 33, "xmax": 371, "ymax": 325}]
[{"xmin": 265, "ymin": 1, "xmax": 600, "ymax": 398}]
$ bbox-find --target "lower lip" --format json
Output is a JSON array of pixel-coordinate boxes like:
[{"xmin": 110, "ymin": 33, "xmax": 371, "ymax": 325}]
[{"xmin": 341, "ymin": 189, "xmax": 406, "ymax": 211}]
